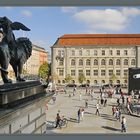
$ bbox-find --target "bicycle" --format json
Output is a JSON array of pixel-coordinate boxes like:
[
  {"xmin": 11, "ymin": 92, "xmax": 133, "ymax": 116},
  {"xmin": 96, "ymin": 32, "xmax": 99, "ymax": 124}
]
[{"xmin": 59, "ymin": 117, "xmax": 68, "ymax": 128}]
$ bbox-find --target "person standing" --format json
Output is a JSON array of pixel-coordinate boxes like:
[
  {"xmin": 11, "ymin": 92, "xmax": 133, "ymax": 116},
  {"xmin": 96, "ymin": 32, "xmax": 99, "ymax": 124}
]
[
  {"xmin": 121, "ymin": 116, "xmax": 126, "ymax": 132},
  {"xmin": 55, "ymin": 113, "xmax": 61, "ymax": 128},
  {"xmin": 77, "ymin": 108, "xmax": 81, "ymax": 123},
  {"xmin": 73, "ymin": 85, "xmax": 76, "ymax": 96},
  {"xmin": 85, "ymin": 99, "xmax": 88, "ymax": 108},
  {"xmin": 81, "ymin": 108, "xmax": 85, "ymax": 120},
  {"xmin": 95, "ymin": 103, "xmax": 100, "ymax": 116}
]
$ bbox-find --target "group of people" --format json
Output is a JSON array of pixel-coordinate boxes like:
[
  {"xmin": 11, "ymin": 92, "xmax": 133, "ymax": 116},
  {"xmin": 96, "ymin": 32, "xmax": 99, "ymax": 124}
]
[{"xmin": 77, "ymin": 108, "xmax": 85, "ymax": 123}]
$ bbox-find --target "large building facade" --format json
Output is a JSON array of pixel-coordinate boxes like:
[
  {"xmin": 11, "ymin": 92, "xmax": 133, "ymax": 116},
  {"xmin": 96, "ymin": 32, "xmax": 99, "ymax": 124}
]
[{"xmin": 51, "ymin": 34, "xmax": 140, "ymax": 85}]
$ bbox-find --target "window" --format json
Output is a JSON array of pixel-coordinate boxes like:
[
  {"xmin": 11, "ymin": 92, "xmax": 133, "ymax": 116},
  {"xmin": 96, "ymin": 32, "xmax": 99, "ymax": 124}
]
[
  {"xmin": 62, "ymin": 80, "xmax": 65, "ymax": 84},
  {"xmin": 131, "ymin": 59, "xmax": 135, "ymax": 65},
  {"xmin": 71, "ymin": 59, "xmax": 75, "ymax": 66},
  {"xmin": 109, "ymin": 70, "xmax": 113, "ymax": 76},
  {"xmin": 116, "ymin": 59, "xmax": 120, "ymax": 65},
  {"xmin": 93, "ymin": 70, "xmax": 98, "ymax": 76},
  {"xmin": 101, "ymin": 70, "xmax": 105, "ymax": 76},
  {"xmin": 101, "ymin": 59, "xmax": 106, "ymax": 65},
  {"xmin": 116, "ymin": 80, "xmax": 120, "ymax": 84},
  {"xmin": 79, "ymin": 70, "xmax": 83, "ymax": 76},
  {"xmin": 86, "ymin": 50, "xmax": 90, "ymax": 55},
  {"xmin": 71, "ymin": 70, "xmax": 75, "ymax": 76},
  {"xmin": 58, "ymin": 50, "xmax": 64, "ymax": 57},
  {"xmin": 109, "ymin": 59, "xmax": 113, "ymax": 65},
  {"xmin": 116, "ymin": 70, "xmax": 121, "ymax": 76},
  {"xmin": 79, "ymin": 59, "xmax": 83, "ymax": 66},
  {"xmin": 86, "ymin": 59, "xmax": 91, "ymax": 66},
  {"xmin": 124, "ymin": 70, "xmax": 128, "ymax": 76},
  {"xmin": 94, "ymin": 59, "xmax": 98, "ymax": 65},
  {"xmin": 86, "ymin": 70, "xmax": 90, "ymax": 76},
  {"xmin": 116, "ymin": 50, "xmax": 120, "ymax": 55},
  {"xmin": 61, "ymin": 50, "xmax": 64, "ymax": 57},
  {"xmin": 79, "ymin": 50, "xmax": 82, "ymax": 56},
  {"xmin": 102, "ymin": 80, "xmax": 105, "ymax": 84},
  {"xmin": 71, "ymin": 50, "xmax": 75, "ymax": 56},
  {"xmin": 59, "ymin": 60, "xmax": 63, "ymax": 66},
  {"xmin": 124, "ymin": 59, "xmax": 128, "ymax": 65},
  {"xmin": 102, "ymin": 50, "xmax": 105, "ymax": 55},
  {"xmin": 94, "ymin": 50, "xmax": 97, "ymax": 56},
  {"xmin": 109, "ymin": 50, "xmax": 113, "ymax": 55},
  {"xmin": 59, "ymin": 69, "xmax": 64, "ymax": 76},
  {"xmin": 58, "ymin": 50, "xmax": 61, "ymax": 56},
  {"xmin": 124, "ymin": 50, "xmax": 128, "ymax": 55},
  {"xmin": 94, "ymin": 80, "xmax": 98, "ymax": 84}
]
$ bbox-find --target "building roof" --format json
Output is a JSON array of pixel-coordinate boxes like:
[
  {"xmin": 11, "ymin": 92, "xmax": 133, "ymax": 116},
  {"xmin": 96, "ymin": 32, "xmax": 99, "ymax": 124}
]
[{"xmin": 54, "ymin": 34, "xmax": 140, "ymax": 46}]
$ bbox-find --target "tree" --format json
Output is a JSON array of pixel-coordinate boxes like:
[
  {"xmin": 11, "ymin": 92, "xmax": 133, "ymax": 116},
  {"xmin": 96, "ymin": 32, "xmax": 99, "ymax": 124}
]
[
  {"xmin": 78, "ymin": 74, "xmax": 86, "ymax": 84},
  {"xmin": 38, "ymin": 62, "xmax": 50, "ymax": 79},
  {"xmin": 109, "ymin": 74, "xmax": 117, "ymax": 84},
  {"xmin": 65, "ymin": 74, "xmax": 72, "ymax": 84}
]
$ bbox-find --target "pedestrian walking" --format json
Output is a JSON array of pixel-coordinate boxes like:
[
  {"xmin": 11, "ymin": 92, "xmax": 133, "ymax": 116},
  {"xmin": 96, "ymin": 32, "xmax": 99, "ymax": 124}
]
[
  {"xmin": 95, "ymin": 103, "xmax": 100, "ymax": 116},
  {"xmin": 73, "ymin": 86, "xmax": 76, "ymax": 96},
  {"xmin": 121, "ymin": 116, "xmax": 127, "ymax": 132},
  {"xmin": 112, "ymin": 106, "xmax": 116, "ymax": 116},
  {"xmin": 77, "ymin": 108, "xmax": 81, "ymax": 123},
  {"xmin": 118, "ymin": 109, "xmax": 121, "ymax": 122},
  {"xmin": 85, "ymin": 100, "xmax": 88, "ymax": 108},
  {"xmin": 117, "ymin": 98, "xmax": 120, "ymax": 106},
  {"xmin": 81, "ymin": 108, "xmax": 85, "ymax": 120},
  {"xmin": 55, "ymin": 113, "xmax": 61, "ymax": 128},
  {"xmin": 104, "ymin": 97, "xmax": 107, "ymax": 107},
  {"xmin": 122, "ymin": 95, "xmax": 125, "ymax": 104}
]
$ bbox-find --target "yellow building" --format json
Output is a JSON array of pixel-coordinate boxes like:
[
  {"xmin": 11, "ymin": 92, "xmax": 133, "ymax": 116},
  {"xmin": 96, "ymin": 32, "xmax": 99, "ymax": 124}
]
[{"xmin": 51, "ymin": 34, "xmax": 140, "ymax": 85}]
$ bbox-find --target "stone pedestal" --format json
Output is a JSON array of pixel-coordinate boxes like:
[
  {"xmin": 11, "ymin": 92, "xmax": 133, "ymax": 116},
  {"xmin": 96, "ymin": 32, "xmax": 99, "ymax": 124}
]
[{"xmin": 0, "ymin": 80, "xmax": 54, "ymax": 134}]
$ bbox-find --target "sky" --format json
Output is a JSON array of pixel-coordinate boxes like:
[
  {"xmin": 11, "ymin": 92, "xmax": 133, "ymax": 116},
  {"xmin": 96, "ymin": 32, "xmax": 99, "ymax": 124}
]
[{"xmin": 1, "ymin": 6, "xmax": 140, "ymax": 53}]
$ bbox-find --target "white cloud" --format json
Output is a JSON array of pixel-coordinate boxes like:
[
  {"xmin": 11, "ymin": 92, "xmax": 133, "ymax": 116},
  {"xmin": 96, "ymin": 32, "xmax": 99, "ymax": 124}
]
[
  {"xmin": 5, "ymin": 7, "xmax": 13, "ymax": 10},
  {"xmin": 73, "ymin": 8, "xmax": 140, "ymax": 32},
  {"xmin": 21, "ymin": 10, "xmax": 32, "ymax": 17},
  {"xmin": 61, "ymin": 7, "xmax": 78, "ymax": 13}
]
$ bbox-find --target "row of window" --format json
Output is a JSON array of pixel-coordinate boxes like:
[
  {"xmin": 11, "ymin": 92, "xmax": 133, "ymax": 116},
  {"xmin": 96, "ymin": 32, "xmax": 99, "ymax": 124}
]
[
  {"xmin": 58, "ymin": 49, "xmax": 135, "ymax": 56},
  {"xmin": 59, "ymin": 59, "xmax": 136, "ymax": 66},
  {"xmin": 58, "ymin": 69, "xmax": 128, "ymax": 76},
  {"xmin": 57, "ymin": 79, "xmax": 127, "ymax": 84}
]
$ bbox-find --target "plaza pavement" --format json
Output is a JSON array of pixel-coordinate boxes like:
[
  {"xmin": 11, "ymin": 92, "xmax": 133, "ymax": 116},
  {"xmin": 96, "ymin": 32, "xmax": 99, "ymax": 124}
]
[{"xmin": 45, "ymin": 88, "xmax": 140, "ymax": 134}]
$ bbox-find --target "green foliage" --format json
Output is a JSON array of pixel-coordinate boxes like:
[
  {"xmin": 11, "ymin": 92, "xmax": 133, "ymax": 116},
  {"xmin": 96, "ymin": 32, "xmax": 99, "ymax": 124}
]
[
  {"xmin": 78, "ymin": 74, "xmax": 86, "ymax": 84},
  {"xmin": 38, "ymin": 62, "xmax": 51, "ymax": 79},
  {"xmin": 65, "ymin": 74, "xmax": 72, "ymax": 83}
]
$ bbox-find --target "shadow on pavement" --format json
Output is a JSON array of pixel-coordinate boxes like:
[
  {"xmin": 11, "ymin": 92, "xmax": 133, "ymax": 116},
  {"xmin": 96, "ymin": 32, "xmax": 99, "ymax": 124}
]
[{"xmin": 102, "ymin": 126, "xmax": 121, "ymax": 132}]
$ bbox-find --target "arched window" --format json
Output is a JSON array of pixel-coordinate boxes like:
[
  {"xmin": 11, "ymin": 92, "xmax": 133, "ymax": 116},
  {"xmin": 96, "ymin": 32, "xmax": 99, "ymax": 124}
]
[
  {"xmin": 131, "ymin": 59, "xmax": 135, "ymax": 65},
  {"xmin": 86, "ymin": 59, "xmax": 91, "ymax": 66},
  {"xmin": 102, "ymin": 80, "xmax": 105, "ymax": 84},
  {"xmin": 116, "ymin": 59, "xmax": 120, "ymax": 65},
  {"xmin": 79, "ymin": 59, "xmax": 83, "ymax": 66},
  {"xmin": 62, "ymin": 80, "xmax": 65, "ymax": 83},
  {"xmin": 87, "ymin": 80, "xmax": 90, "ymax": 84},
  {"xmin": 94, "ymin": 80, "xmax": 97, "ymax": 84},
  {"xmin": 72, "ymin": 80, "xmax": 75, "ymax": 84},
  {"xmin": 71, "ymin": 59, "xmax": 75, "ymax": 66},
  {"xmin": 58, "ymin": 80, "xmax": 61, "ymax": 84},
  {"xmin": 116, "ymin": 80, "xmax": 120, "ymax": 84},
  {"xmin": 109, "ymin": 59, "xmax": 113, "ymax": 65},
  {"xmin": 94, "ymin": 59, "xmax": 98, "ymax": 65},
  {"xmin": 124, "ymin": 59, "xmax": 128, "ymax": 65},
  {"xmin": 101, "ymin": 59, "xmax": 105, "ymax": 65}
]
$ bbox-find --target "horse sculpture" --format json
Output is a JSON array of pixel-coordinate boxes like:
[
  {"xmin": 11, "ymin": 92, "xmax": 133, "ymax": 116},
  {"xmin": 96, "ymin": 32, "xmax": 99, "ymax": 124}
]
[{"xmin": 0, "ymin": 16, "xmax": 32, "ymax": 82}]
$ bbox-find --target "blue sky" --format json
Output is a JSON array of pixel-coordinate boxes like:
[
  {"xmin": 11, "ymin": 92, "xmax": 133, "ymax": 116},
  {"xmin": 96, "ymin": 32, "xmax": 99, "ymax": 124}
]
[{"xmin": 1, "ymin": 6, "xmax": 140, "ymax": 53}]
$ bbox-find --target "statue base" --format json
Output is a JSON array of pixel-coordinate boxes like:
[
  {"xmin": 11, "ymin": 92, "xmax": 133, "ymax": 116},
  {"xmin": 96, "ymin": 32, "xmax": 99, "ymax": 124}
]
[{"xmin": 0, "ymin": 80, "xmax": 48, "ymax": 108}]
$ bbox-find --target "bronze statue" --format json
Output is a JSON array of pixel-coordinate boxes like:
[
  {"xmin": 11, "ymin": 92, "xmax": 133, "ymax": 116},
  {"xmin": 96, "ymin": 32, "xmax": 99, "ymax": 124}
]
[{"xmin": 0, "ymin": 16, "xmax": 32, "ymax": 83}]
